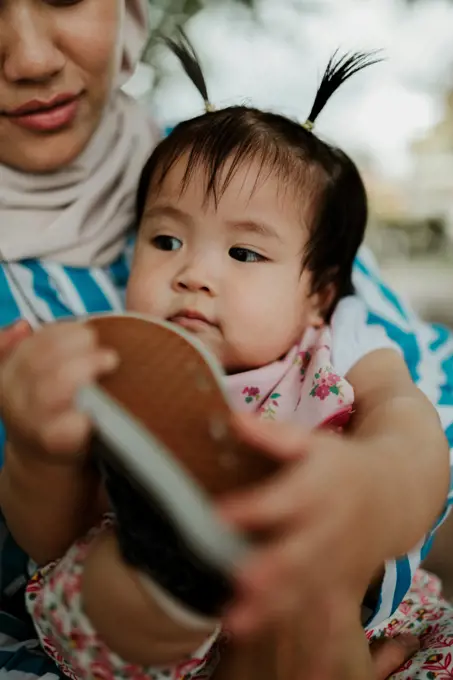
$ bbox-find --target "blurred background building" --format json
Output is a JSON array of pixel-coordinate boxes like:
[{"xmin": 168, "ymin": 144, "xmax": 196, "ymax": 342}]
[{"xmin": 124, "ymin": 0, "xmax": 453, "ymax": 326}]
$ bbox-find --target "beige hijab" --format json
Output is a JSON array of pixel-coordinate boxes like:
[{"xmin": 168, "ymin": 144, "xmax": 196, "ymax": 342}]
[{"xmin": 0, "ymin": 0, "xmax": 158, "ymax": 268}]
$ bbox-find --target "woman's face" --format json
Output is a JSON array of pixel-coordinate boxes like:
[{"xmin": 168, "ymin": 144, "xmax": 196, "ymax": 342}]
[{"xmin": 0, "ymin": 0, "xmax": 119, "ymax": 172}]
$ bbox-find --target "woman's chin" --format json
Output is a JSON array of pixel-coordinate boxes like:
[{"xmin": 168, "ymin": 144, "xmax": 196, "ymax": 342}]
[{"xmin": 0, "ymin": 119, "xmax": 98, "ymax": 173}]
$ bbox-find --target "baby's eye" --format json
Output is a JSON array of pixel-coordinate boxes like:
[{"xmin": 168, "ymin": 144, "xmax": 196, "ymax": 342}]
[
  {"xmin": 152, "ymin": 235, "xmax": 182, "ymax": 251},
  {"xmin": 229, "ymin": 247, "xmax": 266, "ymax": 263}
]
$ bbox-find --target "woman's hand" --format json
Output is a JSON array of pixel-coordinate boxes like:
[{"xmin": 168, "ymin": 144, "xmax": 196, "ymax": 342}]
[
  {"xmin": 217, "ymin": 349, "xmax": 448, "ymax": 677},
  {"xmin": 212, "ymin": 621, "xmax": 419, "ymax": 680},
  {"xmin": 218, "ymin": 416, "xmax": 384, "ymax": 638},
  {"xmin": 216, "ymin": 413, "xmax": 418, "ymax": 680},
  {"xmin": 0, "ymin": 321, "xmax": 118, "ymax": 463}
]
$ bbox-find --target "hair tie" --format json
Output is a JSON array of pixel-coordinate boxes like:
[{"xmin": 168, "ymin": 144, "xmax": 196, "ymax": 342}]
[{"xmin": 302, "ymin": 119, "xmax": 315, "ymax": 132}]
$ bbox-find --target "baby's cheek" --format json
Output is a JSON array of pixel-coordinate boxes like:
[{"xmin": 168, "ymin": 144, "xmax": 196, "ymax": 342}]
[
  {"xmin": 126, "ymin": 273, "xmax": 160, "ymax": 316},
  {"xmin": 224, "ymin": 322, "xmax": 288, "ymax": 372},
  {"xmin": 250, "ymin": 302, "xmax": 304, "ymax": 361},
  {"xmin": 124, "ymin": 277, "xmax": 143, "ymax": 312}
]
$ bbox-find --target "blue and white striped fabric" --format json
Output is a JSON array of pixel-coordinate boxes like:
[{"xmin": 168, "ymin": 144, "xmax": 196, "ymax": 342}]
[
  {"xmin": 0, "ymin": 245, "xmax": 452, "ymax": 678},
  {"xmin": 0, "ymin": 244, "xmax": 134, "ymax": 679},
  {"xmin": 353, "ymin": 248, "xmax": 453, "ymax": 627}
]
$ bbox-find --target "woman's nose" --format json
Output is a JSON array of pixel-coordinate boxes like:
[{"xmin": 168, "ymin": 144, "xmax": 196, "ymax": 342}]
[{"xmin": 2, "ymin": 9, "xmax": 65, "ymax": 83}]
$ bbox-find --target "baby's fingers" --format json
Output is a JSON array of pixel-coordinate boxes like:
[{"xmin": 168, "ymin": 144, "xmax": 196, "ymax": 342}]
[
  {"xmin": 38, "ymin": 411, "xmax": 93, "ymax": 457},
  {"xmin": 33, "ymin": 349, "xmax": 118, "ymax": 413},
  {"xmin": 26, "ymin": 349, "xmax": 118, "ymax": 454},
  {"xmin": 22, "ymin": 324, "xmax": 99, "ymax": 376}
]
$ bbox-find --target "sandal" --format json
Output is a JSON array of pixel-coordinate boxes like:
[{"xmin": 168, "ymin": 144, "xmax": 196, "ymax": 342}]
[{"xmin": 77, "ymin": 313, "xmax": 278, "ymax": 617}]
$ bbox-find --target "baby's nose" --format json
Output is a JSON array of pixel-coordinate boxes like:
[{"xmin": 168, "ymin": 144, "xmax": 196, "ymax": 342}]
[
  {"xmin": 174, "ymin": 257, "xmax": 217, "ymax": 295},
  {"xmin": 175, "ymin": 275, "xmax": 212, "ymax": 294}
]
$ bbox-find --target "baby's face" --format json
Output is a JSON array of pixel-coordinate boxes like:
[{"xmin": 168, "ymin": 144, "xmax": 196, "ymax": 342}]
[{"xmin": 126, "ymin": 156, "xmax": 323, "ymax": 373}]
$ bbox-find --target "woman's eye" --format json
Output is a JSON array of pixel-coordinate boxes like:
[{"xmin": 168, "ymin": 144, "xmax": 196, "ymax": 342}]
[
  {"xmin": 152, "ymin": 235, "xmax": 182, "ymax": 251},
  {"xmin": 229, "ymin": 247, "xmax": 266, "ymax": 263}
]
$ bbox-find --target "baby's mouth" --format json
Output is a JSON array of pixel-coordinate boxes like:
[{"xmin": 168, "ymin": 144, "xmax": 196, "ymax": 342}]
[{"xmin": 168, "ymin": 310, "xmax": 219, "ymax": 333}]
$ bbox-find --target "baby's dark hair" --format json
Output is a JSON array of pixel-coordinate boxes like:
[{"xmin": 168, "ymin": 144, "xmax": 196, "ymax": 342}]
[{"xmin": 136, "ymin": 30, "xmax": 382, "ymax": 319}]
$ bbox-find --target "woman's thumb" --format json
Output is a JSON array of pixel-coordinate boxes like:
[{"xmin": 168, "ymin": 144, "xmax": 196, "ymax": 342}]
[{"xmin": 230, "ymin": 413, "xmax": 310, "ymax": 462}]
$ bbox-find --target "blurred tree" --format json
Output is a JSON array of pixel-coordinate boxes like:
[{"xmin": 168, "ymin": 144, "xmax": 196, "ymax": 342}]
[
  {"xmin": 142, "ymin": 0, "xmax": 439, "ymax": 94},
  {"xmin": 143, "ymin": 0, "xmax": 253, "ymax": 89},
  {"xmin": 145, "ymin": 0, "xmax": 253, "ymax": 44},
  {"xmin": 143, "ymin": 0, "xmax": 322, "ymax": 90}
]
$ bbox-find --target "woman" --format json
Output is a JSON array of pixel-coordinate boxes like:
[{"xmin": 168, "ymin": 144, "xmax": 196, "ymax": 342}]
[
  {"xmin": 0, "ymin": 0, "xmax": 157, "ymax": 445},
  {"xmin": 0, "ymin": 0, "xmax": 157, "ymax": 677},
  {"xmin": 0, "ymin": 1, "xmax": 450, "ymax": 679}
]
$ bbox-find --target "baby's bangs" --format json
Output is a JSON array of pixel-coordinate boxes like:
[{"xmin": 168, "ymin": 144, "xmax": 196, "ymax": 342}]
[
  {"xmin": 136, "ymin": 107, "xmax": 324, "ymax": 225},
  {"xmin": 155, "ymin": 135, "xmax": 310, "ymax": 208}
]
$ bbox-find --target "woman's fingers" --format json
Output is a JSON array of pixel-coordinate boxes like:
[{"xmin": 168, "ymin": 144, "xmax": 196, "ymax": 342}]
[
  {"xmin": 218, "ymin": 418, "xmax": 319, "ymax": 529},
  {"xmin": 217, "ymin": 461, "xmax": 309, "ymax": 529}
]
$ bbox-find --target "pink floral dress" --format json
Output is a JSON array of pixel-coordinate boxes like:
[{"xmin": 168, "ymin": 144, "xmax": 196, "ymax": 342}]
[
  {"xmin": 25, "ymin": 324, "xmax": 453, "ymax": 679},
  {"xmin": 26, "ymin": 519, "xmax": 223, "ymax": 680}
]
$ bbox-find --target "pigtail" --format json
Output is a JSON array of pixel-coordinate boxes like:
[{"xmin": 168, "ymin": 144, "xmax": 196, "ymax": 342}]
[
  {"xmin": 165, "ymin": 28, "xmax": 214, "ymax": 111},
  {"xmin": 304, "ymin": 50, "xmax": 383, "ymax": 129}
]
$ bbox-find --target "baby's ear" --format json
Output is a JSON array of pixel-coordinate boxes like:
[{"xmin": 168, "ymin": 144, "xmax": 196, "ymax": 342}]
[{"xmin": 308, "ymin": 283, "xmax": 336, "ymax": 327}]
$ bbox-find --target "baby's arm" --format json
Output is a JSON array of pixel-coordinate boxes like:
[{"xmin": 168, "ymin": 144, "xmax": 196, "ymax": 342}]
[
  {"xmin": 27, "ymin": 521, "xmax": 220, "ymax": 679},
  {"xmin": 0, "ymin": 446, "xmax": 102, "ymax": 565},
  {"xmin": 0, "ymin": 322, "xmax": 117, "ymax": 564}
]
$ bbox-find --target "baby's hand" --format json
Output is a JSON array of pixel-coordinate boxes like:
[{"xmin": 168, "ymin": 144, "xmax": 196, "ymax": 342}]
[{"xmin": 0, "ymin": 322, "xmax": 119, "ymax": 464}]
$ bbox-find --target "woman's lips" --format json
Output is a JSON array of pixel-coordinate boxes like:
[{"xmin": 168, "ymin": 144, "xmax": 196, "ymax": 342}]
[{"xmin": 6, "ymin": 97, "xmax": 80, "ymax": 132}]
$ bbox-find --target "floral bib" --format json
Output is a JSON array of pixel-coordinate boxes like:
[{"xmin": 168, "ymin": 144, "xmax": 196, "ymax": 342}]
[{"xmin": 226, "ymin": 325, "xmax": 354, "ymax": 430}]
